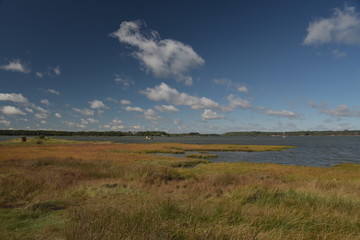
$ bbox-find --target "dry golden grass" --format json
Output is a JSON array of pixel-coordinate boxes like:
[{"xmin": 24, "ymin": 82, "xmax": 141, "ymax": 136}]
[{"xmin": 1, "ymin": 140, "xmax": 360, "ymax": 239}]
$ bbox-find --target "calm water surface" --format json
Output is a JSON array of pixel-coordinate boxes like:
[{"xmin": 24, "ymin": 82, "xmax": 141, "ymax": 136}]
[{"xmin": 1, "ymin": 136, "xmax": 360, "ymax": 167}]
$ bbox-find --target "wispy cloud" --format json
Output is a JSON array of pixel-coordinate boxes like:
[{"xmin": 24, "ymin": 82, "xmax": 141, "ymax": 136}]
[
  {"xmin": 0, "ymin": 59, "xmax": 30, "ymax": 73},
  {"xmin": 141, "ymin": 82, "xmax": 220, "ymax": 110},
  {"xmin": 124, "ymin": 106, "xmax": 144, "ymax": 112},
  {"xmin": 120, "ymin": 99, "xmax": 131, "ymax": 105},
  {"xmin": 213, "ymin": 78, "xmax": 249, "ymax": 93},
  {"xmin": 331, "ymin": 49, "xmax": 347, "ymax": 58},
  {"xmin": 0, "ymin": 116, "xmax": 11, "ymax": 126},
  {"xmin": 111, "ymin": 20, "xmax": 204, "ymax": 85},
  {"xmin": 40, "ymin": 99, "xmax": 51, "ymax": 106},
  {"xmin": 303, "ymin": 6, "xmax": 360, "ymax": 45},
  {"xmin": 47, "ymin": 89, "xmax": 61, "ymax": 95},
  {"xmin": 265, "ymin": 109, "xmax": 300, "ymax": 118},
  {"xmin": 114, "ymin": 74, "xmax": 135, "ymax": 88},
  {"xmin": 73, "ymin": 107, "xmax": 95, "ymax": 116},
  {"xmin": 308, "ymin": 100, "xmax": 358, "ymax": 119}
]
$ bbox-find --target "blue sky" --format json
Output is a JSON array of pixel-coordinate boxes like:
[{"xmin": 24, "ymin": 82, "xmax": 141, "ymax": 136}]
[{"xmin": 1, "ymin": 0, "xmax": 360, "ymax": 133}]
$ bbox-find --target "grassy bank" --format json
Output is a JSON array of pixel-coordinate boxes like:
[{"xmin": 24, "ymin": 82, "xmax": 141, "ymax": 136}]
[{"xmin": 0, "ymin": 140, "xmax": 359, "ymax": 239}]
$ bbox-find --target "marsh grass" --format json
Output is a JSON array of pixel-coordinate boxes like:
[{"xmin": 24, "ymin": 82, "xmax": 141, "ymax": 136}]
[{"xmin": 1, "ymin": 141, "xmax": 360, "ymax": 239}]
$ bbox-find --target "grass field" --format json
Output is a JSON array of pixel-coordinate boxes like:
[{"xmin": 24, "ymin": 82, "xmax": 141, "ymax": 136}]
[{"xmin": 0, "ymin": 138, "xmax": 360, "ymax": 239}]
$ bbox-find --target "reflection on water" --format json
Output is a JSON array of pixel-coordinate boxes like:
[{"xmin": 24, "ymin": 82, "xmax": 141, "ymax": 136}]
[{"xmin": 1, "ymin": 135, "xmax": 360, "ymax": 167}]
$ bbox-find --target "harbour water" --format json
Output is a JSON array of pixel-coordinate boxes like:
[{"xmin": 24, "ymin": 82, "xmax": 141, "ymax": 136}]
[{"xmin": 1, "ymin": 135, "xmax": 360, "ymax": 167}]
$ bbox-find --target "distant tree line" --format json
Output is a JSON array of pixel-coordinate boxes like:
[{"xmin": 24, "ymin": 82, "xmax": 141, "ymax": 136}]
[
  {"xmin": 1, "ymin": 129, "xmax": 360, "ymax": 137},
  {"xmin": 223, "ymin": 130, "xmax": 360, "ymax": 136}
]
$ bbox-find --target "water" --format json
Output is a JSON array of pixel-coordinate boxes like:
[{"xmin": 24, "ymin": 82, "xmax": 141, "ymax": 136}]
[{"xmin": 1, "ymin": 135, "xmax": 360, "ymax": 167}]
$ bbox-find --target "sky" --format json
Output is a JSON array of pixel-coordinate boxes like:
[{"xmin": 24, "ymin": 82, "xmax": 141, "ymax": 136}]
[{"xmin": 1, "ymin": 0, "xmax": 360, "ymax": 133}]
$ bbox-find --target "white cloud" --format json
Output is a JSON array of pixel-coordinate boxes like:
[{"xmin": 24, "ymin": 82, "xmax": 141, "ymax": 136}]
[
  {"xmin": 114, "ymin": 74, "xmax": 135, "ymax": 88},
  {"xmin": 0, "ymin": 59, "xmax": 30, "ymax": 73},
  {"xmin": 124, "ymin": 106, "xmax": 144, "ymax": 112},
  {"xmin": 1, "ymin": 106, "xmax": 26, "ymax": 115},
  {"xmin": 120, "ymin": 99, "xmax": 131, "ymax": 105},
  {"xmin": 265, "ymin": 109, "xmax": 300, "ymax": 118},
  {"xmin": 322, "ymin": 104, "xmax": 353, "ymax": 117},
  {"xmin": 111, "ymin": 20, "xmax": 205, "ymax": 85},
  {"xmin": 36, "ymin": 72, "xmax": 44, "ymax": 78},
  {"xmin": 48, "ymin": 89, "xmax": 61, "ymax": 95},
  {"xmin": 0, "ymin": 93, "xmax": 28, "ymax": 103},
  {"xmin": 223, "ymin": 94, "xmax": 251, "ymax": 111},
  {"xmin": 154, "ymin": 104, "xmax": 179, "ymax": 113},
  {"xmin": 201, "ymin": 109, "xmax": 224, "ymax": 120},
  {"xmin": 73, "ymin": 107, "xmax": 95, "ymax": 116},
  {"xmin": 25, "ymin": 107, "xmax": 33, "ymax": 113},
  {"xmin": 52, "ymin": 66, "xmax": 61, "ymax": 75},
  {"xmin": 89, "ymin": 100, "xmax": 109, "ymax": 109},
  {"xmin": 303, "ymin": 6, "xmax": 360, "ymax": 45},
  {"xmin": 237, "ymin": 86, "xmax": 248, "ymax": 93},
  {"xmin": 213, "ymin": 78, "xmax": 249, "ymax": 93},
  {"xmin": 35, "ymin": 112, "xmax": 48, "ymax": 120},
  {"xmin": 40, "ymin": 120, "xmax": 47, "ymax": 124},
  {"xmin": 0, "ymin": 117, "xmax": 10, "ymax": 126},
  {"xmin": 144, "ymin": 109, "xmax": 160, "ymax": 122},
  {"xmin": 55, "ymin": 113, "xmax": 62, "ymax": 118},
  {"xmin": 40, "ymin": 99, "xmax": 51, "ymax": 106},
  {"xmin": 63, "ymin": 120, "xmax": 86, "ymax": 129},
  {"xmin": 112, "ymin": 119, "xmax": 123, "ymax": 124},
  {"xmin": 174, "ymin": 118, "xmax": 182, "ymax": 125},
  {"xmin": 81, "ymin": 118, "xmax": 99, "ymax": 125},
  {"xmin": 141, "ymin": 82, "xmax": 220, "ymax": 110},
  {"xmin": 331, "ymin": 49, "xmax": 347, "ymax": 58},
  {"xmin": 102, "ymin": 119, "xmax": 125, "ymax": 131}
]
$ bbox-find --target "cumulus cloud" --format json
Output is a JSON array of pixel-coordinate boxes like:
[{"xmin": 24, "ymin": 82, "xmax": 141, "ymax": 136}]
[
  {"xmin": 173, "ymin": 118, "xmax": 182, "ymax": 125},
  {"xmin": 303, "ymin": 6, "xmax": 360, "ymax": 45},
  {"xmin": 55, "ymin": 113, "xmax": 62, "ymax": 118},
  {"xmin": 201, "ymin": 109, "xmax": 224, "ymax": 120},
  {"xmin": 154, "ymin": 104, "xmax": 179, "ymax": 113},
  {"xmin": 48, "ymin": 89, "xmax": 61, "ymax": 95},
  {"xmin": 120, "ymin": 99, "xmax": 131, "ymax": 105},
  {"xmin": 111, "ymin": 20, "xmax": 205, "ymax": 85},
  {"xmin": 73, "ymin": 107, "xmax": 95, "ymax": 116},
  {"xmin": 124, "ymin": 106, "xmax": 144, "ymax": 112},
  {"xmin": 141, "ymin": 82, "xmax": 220, "ymax": 110},
  {"xmin": 0, "ymin": 93, "xmax": 28, "ymax": 103},
  {"xmin": 0, "ymin": 59, "xmax": 30, "ymax": 73},
  {"xmin": 89, "ymin": 100, "xmax": 109, "ymax": 109},
  {"xmin": 114, "ymin": 74, "xmax": 135, "ymax": 88},
  {"xmin": 1, "ymin": 106, "xmax": 26, "ymax": 115},
  {"xmin": 265, "ymin": 109, "xmax": 300, "ymax": 118}
]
